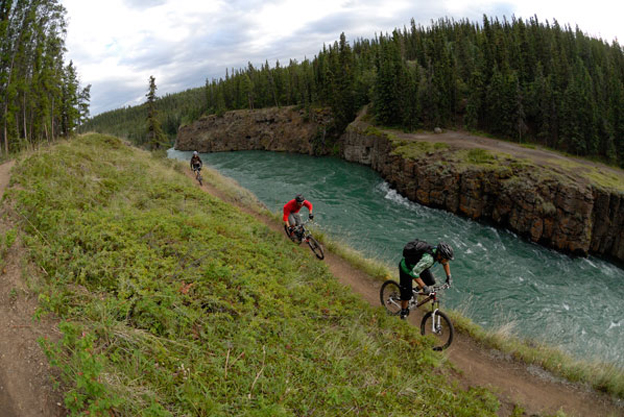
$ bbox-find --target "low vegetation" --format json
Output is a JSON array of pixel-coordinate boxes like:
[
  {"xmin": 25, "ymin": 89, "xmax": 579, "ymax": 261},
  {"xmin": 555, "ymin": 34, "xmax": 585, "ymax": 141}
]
[
  {"xmin": 178, "ymin": 139, "xmax": 624, "ymax": 403},
  {"xmin": 449, "ymin": 313, "xmax": 624, "ymax": 399},
  {"xmin": 386, "ymin": 133, "xmax": 624, "ymax": 192},
  {"xmin": 312, "ymin": 229, "xmax": 624, "ymax": 400},
  {"xmin": 8, "ymin": 133, "xmax": 504, "ymax": 416}
]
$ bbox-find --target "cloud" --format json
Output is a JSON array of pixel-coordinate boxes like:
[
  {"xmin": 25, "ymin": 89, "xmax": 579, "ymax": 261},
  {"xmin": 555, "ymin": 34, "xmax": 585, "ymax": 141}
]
[{"xmin": 60, "ymin": 0, "xmax": 624, "ymax": 116}]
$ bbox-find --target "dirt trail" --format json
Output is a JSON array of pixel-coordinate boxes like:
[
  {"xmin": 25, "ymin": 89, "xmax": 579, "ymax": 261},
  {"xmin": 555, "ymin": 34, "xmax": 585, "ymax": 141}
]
[
  {"xmin": 391, "ymin": 128, "xmax": 624, "ymax": 184},
  {"xmin": 0, "ymin": 160, "xmax": 64, "ymax": 416},
  {"xmin": 0, "ymin": 155, "xmax": 622, "ymax": 416},
  {"xmin": 190, "ymin": 171, "xmax": 623, "ymax": 417}
]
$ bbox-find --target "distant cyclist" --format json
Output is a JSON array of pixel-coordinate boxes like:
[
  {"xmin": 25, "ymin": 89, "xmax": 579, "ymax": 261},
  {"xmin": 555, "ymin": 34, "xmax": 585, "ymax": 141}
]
[
  {"xmin": 190, "ymin": 151, "xmax": 202, "ymax": 173},
  {"xmin": 283, "ymin": 194, "xmax": 313, "ymax": 240},
  {"xmin": 399, "ymin": 240, "xmax": 454, "ymax": 319}
]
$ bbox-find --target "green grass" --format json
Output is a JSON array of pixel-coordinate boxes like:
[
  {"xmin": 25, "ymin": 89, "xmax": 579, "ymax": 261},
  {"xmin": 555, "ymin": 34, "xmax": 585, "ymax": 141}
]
[
  {"xmin": 381, "ymin": 127, "xmax": 624, "ymax": 193},
  {"xmin": 390, "ymin": 140, "xmax": 450, "ymax": 160},
  {"xmin": 168, "ymin": 139, "xmax": 624, "ymax": 403},
  {"xmin": 292, "ymin": 221, "xmax": 624, "ymax": 401},
  {"xmin": 448, "ymin": 311, "xmax": 624, "ymax": 399},
  {"xmin": 7, "ymin": 133, "xmax": 501, "ymax": 416}
]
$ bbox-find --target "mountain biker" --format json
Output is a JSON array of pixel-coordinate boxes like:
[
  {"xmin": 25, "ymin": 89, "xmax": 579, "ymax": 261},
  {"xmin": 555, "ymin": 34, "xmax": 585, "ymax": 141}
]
[
  {"xmin": 399, "ymin": 241, "xmax": 454, "ymax": 319},
  {"xmin": 190, "ymin": 151, "xmax": 202, "ymax": 172},
  {"xmin": 283, "ymin": 194, "xmax": 313, "ymax": 240}
]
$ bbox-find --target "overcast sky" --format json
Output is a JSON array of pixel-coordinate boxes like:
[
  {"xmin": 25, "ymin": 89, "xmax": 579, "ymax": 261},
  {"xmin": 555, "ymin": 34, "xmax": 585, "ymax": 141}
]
[{"xmin": 59, "ymin": 0, "xmax": 623, "ymax": 117}]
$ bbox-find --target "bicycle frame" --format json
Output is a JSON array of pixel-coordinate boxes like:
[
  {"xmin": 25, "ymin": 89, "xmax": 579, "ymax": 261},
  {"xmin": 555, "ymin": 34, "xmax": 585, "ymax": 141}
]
[
  {"xmin": 293, "ymin": 219, "xmax": 314, "ymax": 238},
  {"xmin": 380, "ymin": 280, "xmax": 454, "ymax": 350},
  {"xmin": 410, "ymin": 284, "xmax": 449, "ymax": 331}
]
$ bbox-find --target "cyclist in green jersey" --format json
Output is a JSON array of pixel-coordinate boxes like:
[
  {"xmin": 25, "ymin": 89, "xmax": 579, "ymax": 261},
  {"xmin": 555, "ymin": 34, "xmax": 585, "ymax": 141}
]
[{"xmin": 399, "ymin": 241, "xmax": 454, "ymax": 319}]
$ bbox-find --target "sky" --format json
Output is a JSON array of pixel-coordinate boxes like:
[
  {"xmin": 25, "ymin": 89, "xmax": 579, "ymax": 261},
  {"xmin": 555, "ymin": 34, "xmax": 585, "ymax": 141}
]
[{"xmin": 59, "ymin": 0, "xmax": 624, "ymax": 117}]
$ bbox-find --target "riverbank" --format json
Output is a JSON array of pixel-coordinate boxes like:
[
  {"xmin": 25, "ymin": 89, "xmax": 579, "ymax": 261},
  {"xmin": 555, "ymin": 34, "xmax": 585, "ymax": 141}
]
[
  {"xmin": 168, "ymin": 146, "xmax": 624, "ymax": 405},
  {"xmin": 175, "ymin": 106, "xmax": 624, "ymax": 264},
  {"xmin": 2, "ymin": 134, "xmax": 622, "ymax": 415},
  {"xmin": 183, "ymin": 150, "xmax": 624, "ymax": 416},
  {"xmin": 2, "ymin": 134, "xmax": 504, "ymax": 416}
]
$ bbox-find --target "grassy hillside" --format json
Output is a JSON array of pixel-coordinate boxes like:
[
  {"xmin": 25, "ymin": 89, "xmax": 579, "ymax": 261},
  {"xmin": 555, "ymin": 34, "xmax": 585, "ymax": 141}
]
[{"xmin": 6, "ymin": 134, "xmax": 501, "ymax": 416}]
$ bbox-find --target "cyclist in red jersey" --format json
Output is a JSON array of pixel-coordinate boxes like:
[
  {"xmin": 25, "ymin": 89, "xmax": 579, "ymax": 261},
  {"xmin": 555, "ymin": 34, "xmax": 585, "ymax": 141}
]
[{"xmin": 283, "ymin": 194, "xmax": 313, "ymax": 239}]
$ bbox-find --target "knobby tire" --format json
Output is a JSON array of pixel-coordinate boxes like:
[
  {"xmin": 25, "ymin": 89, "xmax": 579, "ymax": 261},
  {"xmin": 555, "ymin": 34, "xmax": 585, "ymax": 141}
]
[
  {"xmin": 379, "ymin": 280, "xmax": 402, "ymax": 316},
  {"xmin": 307, "ymin": 236, "xmax": 324, "ymax": 260},
  {"xmin": 420, "ymin": 310, "xmax": 454, "ymax": 351}
]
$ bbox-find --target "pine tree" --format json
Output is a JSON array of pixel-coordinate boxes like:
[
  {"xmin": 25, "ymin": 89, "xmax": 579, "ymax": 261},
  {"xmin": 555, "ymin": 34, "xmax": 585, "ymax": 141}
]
[
  {"xmin": 78, "ymin": 84, "xmax": 91, "ymax": 125},
  {"xmin": 145, "ymin": 75, "xmax": 167, "ymax": 150},
  {"xmin": 60, "ymin": 61, "xmax": 80, "ymax": 137}
]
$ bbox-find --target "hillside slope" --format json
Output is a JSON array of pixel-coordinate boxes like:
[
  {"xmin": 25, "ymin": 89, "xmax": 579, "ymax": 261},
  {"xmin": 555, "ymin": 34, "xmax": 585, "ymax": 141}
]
[
  {"xmin": 189, "ymin": 154, "xmax": 624, "ymax": 417},
  {"xmin": 1, "ymin": 135, "xmax": 501, "ymax": 416}
]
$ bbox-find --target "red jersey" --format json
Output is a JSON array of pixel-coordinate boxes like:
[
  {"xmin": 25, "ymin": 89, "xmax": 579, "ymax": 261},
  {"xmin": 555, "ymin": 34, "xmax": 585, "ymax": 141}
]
[{"xmin": 283, "ymin": 199, "xmax": 312, "ymax": 221}]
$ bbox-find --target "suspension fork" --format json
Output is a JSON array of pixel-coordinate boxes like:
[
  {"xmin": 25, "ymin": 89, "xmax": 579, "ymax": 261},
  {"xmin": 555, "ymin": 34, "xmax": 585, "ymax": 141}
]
[{"xmin": 430, "ymin": 299, "xmax": 441, "ymax": 332}]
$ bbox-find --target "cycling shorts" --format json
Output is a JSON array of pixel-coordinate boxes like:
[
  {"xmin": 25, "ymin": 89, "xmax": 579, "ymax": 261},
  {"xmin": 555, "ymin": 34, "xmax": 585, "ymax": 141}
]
[{"xmin": 398, "ymin": 262, "xmax": 435, "ymax": 300}]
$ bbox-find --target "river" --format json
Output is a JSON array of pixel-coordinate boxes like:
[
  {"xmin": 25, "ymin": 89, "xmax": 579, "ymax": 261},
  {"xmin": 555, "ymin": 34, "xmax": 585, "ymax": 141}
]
[{"xmin": 169, "ymin": 149, "xmax": 624, "ymax": 367}]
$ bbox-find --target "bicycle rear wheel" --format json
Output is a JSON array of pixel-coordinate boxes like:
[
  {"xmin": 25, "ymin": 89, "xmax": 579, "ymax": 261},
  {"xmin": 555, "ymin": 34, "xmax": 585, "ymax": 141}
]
[
  {"xmin": 306, "ymin": 236, "xmax": 324, "ymax": 259},
  {"xmin": 420, "ymin": 310, "xmax": 454, "ymax": 351},
  {"xmin": 379, "ymin": 280, "xmax": 402, "ymax": 316}
]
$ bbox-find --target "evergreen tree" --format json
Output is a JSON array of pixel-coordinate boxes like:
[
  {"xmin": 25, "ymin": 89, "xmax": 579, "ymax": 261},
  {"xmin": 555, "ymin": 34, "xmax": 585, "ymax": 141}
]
[
  {"xmin": 60, "ymin": 61, "xmax": 80, "ymax": 137},
  {"xmin": 145, "ymin": 75, "xmax": 167, "ymax": 150},
  {"xmin": 78, "ymin": 84, "xmax": 91, "ymax": 125},
  {"xmin": 0, "ymin": 0, "xmax": 84, "ymax": 152},
  {"xmin": 79, "ymin": 14, "xmax": 624, "ymax": 166},
  {"xmin": 330, "ymin": 33, "xmax": 356, "ymax": 131}
]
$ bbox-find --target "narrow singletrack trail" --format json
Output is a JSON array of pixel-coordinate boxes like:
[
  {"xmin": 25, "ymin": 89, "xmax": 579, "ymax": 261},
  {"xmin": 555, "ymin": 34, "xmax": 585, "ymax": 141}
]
[
  {"xmin": 0, "ymin": 155, "xmax": 621, "ymax": 417},
  {"xmin": 190, "ymin": 169, "xmax": 623, "ymax": 417},
  {"xmin": 0, "ymin": 160, "xmax": 64, "ymax": 417}
]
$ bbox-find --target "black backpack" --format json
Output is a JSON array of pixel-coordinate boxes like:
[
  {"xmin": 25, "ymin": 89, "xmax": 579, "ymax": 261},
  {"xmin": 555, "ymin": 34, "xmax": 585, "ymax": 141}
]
[{"xmin": 402, "ymin": 239, "xmax": 434, "ymax": 267}]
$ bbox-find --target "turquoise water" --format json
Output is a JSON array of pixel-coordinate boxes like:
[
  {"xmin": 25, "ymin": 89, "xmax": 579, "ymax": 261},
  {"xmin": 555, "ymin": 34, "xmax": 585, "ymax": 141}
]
[{"xmin": 169, "ymin": 149, "xmax": 624, "ymax": 367}]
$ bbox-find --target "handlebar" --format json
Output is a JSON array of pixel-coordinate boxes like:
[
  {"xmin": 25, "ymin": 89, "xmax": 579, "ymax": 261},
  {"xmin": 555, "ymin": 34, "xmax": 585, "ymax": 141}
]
[
  {"xmin": 416, "ymin": 282, "xmax": 451, "ymax": 296},
  {"xmin": 291, "ymin": 219, "xmax": 316, "ymax": 229}
]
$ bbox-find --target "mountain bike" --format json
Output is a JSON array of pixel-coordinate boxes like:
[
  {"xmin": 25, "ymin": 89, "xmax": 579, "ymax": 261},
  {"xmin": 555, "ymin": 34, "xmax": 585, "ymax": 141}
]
[
  {"xmin": 284, "ymin": 219, "xmax": 324, "ymax": 260},
  {"xmin": 192, "ymin": 164, "xmax": 203, "ymax": 186},
  {"xmin": 380, "ymin": 280, "xmax": 454, "ymax": 351}
]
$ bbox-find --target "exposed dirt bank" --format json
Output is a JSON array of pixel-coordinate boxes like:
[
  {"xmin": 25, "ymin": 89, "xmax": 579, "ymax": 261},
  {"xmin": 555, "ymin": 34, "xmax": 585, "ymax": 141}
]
[{"xmin": 0, "ymin": 160, "xmax": 64, "ymax": 417}]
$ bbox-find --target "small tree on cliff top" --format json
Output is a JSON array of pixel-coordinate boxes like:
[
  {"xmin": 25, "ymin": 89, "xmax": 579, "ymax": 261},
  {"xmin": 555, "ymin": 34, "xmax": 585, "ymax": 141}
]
[{"xmin": 146, "ymin": 75, "xmax": 167, "ymax": 150}]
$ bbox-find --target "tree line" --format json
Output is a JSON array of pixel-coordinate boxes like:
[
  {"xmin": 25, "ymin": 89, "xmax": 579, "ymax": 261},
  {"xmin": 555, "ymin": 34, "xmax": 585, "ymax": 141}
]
[
  {"xmin": 81, "ymin": 15, "xmax": 624, "ymax": 166},
  {"xmin": 0, "ymin": 0, "xmax": 89, "ymax": 156}
]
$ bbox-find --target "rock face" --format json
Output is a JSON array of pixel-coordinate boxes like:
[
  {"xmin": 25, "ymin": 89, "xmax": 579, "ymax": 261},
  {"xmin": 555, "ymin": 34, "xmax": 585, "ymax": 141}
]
[
  {"xmin": 175, "ymin": 107, "xmax": 334, "ymax": 155},
  {"xmin": 340, "ymin": 120, "xmax": 624, "ymax": 262},
  {"xmin": 175, "ymin": 106, "xmax": 624, "ymax": 263}
]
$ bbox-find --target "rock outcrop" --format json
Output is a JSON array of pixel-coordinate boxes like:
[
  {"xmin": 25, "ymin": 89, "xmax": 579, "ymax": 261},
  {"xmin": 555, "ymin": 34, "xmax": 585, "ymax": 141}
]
[
  {"xmin": 175, "ymin": 107, "xmax": 334, "ymax": 155},
  {"xmin": 340, "ymin": 120, "xmax": 624, "ymax": 261},
  {"xmin": 175, "ymin": 106, "xmax": 624, "ymax": 263}
]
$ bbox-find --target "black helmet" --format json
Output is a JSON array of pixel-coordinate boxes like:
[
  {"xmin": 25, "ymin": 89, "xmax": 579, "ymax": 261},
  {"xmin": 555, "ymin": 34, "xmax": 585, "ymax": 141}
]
[
  {"xmin": 295, "ymin": 194, "xmax": 305, "ymax": 203},
  {"xmin": 436, "ymin": 242, "xmax": 454, "ymax": 261}
]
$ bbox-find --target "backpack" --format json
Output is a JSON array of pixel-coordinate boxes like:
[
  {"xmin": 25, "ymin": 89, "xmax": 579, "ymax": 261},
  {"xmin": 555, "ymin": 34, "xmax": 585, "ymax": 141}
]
[{"xmin": 402, "ymin": 239, "xmax": 434, "ymax": 267}]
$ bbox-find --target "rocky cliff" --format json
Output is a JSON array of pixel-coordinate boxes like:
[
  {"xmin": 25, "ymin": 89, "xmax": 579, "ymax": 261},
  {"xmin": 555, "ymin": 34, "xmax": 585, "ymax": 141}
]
[
  {"xmin": 175, "ymin": 106, "xmax": 624, "ymax": 263},
  {"xmin": 341, "ymin": 120, "xmax": 624, "ymax": 262},
  {"xmin": 175, "ymin": 107, "xmax": 334, "ymax": 155}
]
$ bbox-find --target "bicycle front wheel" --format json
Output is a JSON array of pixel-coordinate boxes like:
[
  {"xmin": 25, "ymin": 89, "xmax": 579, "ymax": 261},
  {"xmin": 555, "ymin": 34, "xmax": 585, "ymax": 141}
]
[
  {"xmin": 379, "ymin": 280, "xmax": 402, "ymax": 316},
  {"xmin": 420, "ymin": 310, "xmax": 454, "ymax": 351},
  {"xmin": 306, "ymin": 236, "xmax": 324, "ymax": 260}
]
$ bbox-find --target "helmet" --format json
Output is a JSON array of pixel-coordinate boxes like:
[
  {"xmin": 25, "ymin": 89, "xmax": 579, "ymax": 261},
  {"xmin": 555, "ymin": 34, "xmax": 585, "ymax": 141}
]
[
  {"xmin": 295, "ymin": 194, "xmax": 305, "ymax": 203},
  {"xmin": 436, "ymin": 242, "xmax": 454, "ymax": 261},
  {"xmin": 193, "ymin": 151, "xmax": 198, "ymax": 155}
]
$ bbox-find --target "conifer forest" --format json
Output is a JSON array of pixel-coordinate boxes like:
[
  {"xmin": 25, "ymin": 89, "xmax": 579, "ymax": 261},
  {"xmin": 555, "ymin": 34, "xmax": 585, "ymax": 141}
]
[
  {"xmin": 70, "ymin": 15, "xmax": 624, "ymax": 168},
  {"xmin": 0, "ymin": 0, "xmax": 90, "ymax": 156}
]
